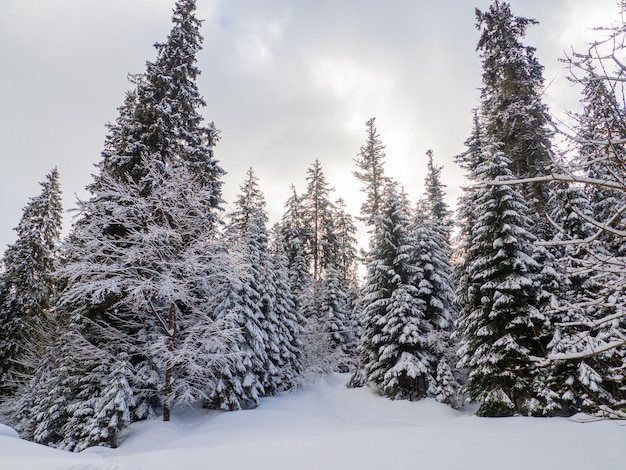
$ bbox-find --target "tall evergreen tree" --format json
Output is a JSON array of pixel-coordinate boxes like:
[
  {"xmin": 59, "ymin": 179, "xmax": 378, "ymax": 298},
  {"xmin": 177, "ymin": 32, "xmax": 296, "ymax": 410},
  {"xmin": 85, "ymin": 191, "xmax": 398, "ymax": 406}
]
[
  {"xmin": 413, "ymin": 154, "xmax": 459, "ymax": 405},
  {"xmin": 456, "ymin": 145, "xmax": 553, "ymax": 416},
  {"xmin": 302, "ymin": 159, "xmax": 337, "ymax": 283},
  {"xmin": 357, "ymin": 183, "xmax": 434, "ymax": 400},
  {"xmin": 577, "ymin": 73, "xmax": 626, "ymax": 256},
  {"xmin": 547, "ymin": 179, "xmax": 625, "ymax": 413},
  {"xmin": 207, "ymin": 257, "xmax": 265, "ymax": 411},
  {"xmin": 269, "ymin": 225, "xmax": 305, "ymax": 391},
  {"xmin": 98, "ymin": 0, "xmax": 224, "ymax": 210},
  {"xmin": 332, "ymin": 198, "xmax": 359, "ymax": 293},
  {"xmin": 281, "ymin": 184, "xmax": 312, "ymax": 307},
  {"xmin": 455, "ymin": 0, "xmax": 561, "ymax": 416},
  {"xmin": 319, "ymin": 264, "xmax": 355, "ymax": 366},
  {"xmin": 5, "ymin": 0, "xmax": 232, "ymax": 449},
  {"xmin": 217, "ymin": 168, "xmax": 280, "ymax": 401},
  {"xmin": 476, "ymin": 0, "xmax": 554, "ymax": 230},
  {"xmin": 0, "ymin": 168, "xmax": 63, "ymax": 397},
  {"xmin": 422, "ymin": 150, "xmax": 453, "ymax": 244},
  {"xmin": 353, "ymin": 117, "xmax": 390, "ymax": 228}
]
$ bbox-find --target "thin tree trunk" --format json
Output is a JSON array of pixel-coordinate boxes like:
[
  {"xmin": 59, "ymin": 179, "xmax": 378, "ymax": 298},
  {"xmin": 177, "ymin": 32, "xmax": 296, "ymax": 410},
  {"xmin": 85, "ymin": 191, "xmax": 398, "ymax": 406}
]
[{"xmin": 163, "ymin": 302, "xmax": 177, "ymax": 422}]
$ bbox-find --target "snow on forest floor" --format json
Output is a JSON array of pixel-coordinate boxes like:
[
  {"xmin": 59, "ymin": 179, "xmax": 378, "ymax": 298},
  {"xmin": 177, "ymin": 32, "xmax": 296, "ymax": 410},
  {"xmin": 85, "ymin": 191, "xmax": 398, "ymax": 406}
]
[{"xmin": 1, "ymin": 373, "xmax": 625, "ymax": 470}]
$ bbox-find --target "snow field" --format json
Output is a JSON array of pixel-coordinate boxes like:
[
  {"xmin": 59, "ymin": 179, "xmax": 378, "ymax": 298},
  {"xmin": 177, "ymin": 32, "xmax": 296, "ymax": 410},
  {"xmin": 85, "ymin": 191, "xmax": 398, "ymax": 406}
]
[{"xmin": 2, "ymin": 374, "xmax": 625, "ymax": 470}]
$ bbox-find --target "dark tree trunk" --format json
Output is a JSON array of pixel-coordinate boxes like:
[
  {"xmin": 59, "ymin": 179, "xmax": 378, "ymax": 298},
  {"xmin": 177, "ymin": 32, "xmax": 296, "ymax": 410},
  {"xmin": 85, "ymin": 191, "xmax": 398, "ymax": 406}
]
[{"xmin": 163, "ymin": 302, "xmax": 177, "ymax": 422}]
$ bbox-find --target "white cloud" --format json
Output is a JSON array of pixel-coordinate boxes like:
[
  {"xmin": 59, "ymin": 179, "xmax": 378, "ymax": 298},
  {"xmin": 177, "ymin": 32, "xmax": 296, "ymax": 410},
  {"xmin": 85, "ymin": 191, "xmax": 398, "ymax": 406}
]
[{"xmin": 0, "ymin": 0, "xmax": 621, "ymax": 250}]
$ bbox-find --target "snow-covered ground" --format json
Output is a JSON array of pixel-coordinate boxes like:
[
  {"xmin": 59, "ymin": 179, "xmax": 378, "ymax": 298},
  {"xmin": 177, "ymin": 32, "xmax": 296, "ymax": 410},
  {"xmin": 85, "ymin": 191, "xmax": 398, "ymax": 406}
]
[{"xmin": 1, "ymin": 374, "xmax": 625, "ymax": 470}]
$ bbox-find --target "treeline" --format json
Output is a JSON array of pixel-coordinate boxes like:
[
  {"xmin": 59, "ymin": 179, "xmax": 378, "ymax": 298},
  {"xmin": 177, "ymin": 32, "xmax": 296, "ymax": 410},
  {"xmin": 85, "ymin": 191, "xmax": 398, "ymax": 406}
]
[{"xmin": 1, "ymin": 0, "xmax": 626, "ymax": 452}]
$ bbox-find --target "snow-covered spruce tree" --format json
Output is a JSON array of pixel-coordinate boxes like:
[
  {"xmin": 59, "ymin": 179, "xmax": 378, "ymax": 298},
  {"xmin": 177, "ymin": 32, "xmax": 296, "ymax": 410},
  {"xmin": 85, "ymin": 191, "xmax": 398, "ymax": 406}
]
[
  {"xmin": 476, "ymin": 0, "xmax": 555, "ymax": 236},
  {"xmin": 58, "ymin": 154, "xmax": 233, "ymax": 427},
  {"xmin": 319, "ymin": 264, "xmax": 355, "ymax": 371},
  {"xmin": 208, "ymin": 168, "xmax": 296, "ymax": 408},
  {"xmin": 332, "ymin": 198, "xmax": 360, "ymax": 295},
  {"xmin": 83, "ymin": 353, "xmax": 135, "ymax": 450},
  {"xmin": 281, "ymin": 184, "xmax": 312, "ymax": 308},
  {"xmin": 413, "ymin": 154, "xmax": 459, "ymax": 405},
  {"xmin": 422, "ymin": 150, "xmax": 453, "ymax": 243},
  {"xmin": 300, "ymin": 160, "xmax": 358, "ymax": 371},
  {"xmin": 456, "ymin": 145, "xmax": 553, "ymax": 416},
  {"xmin": 348, "ymin": 117, "xmax": 391, "ymax": 386},
  {"xmin": 228, "ymin": 168, "xmax": 278, "ymax": 394},
  {"xmin": 546, "ymin": 178, "xmax": 625, "ymax": 414},
  {"xmin": 577, "ymin": 73, "xmax": 626, "ymax": 256},
  {"xmin": 503, "ymin": 8, "xmax": 626, "ymax": 415},
  {"xmin": 269, "ymin": 225, "xmax": 305, "ymax": 390},
  {"xmin": 205, "ymin": 262, "xmax": 262, "ymax": 411},
  {"xmin": 9, "ymin": 0, "xmax": 233, "ymax": 450},
  {"xmin": 353, "ymin": 117, "xmax": 390, "ymax": 228},
  {"xmin": 455, "ymin": 0, "xmax": 563, "ymax": 416},
  {"xmin": 55, "ymin": 338, "xmax": 134, "ymax": 451},
  {"xmin": 0, "ymin": 167, "xmax": 62, "ymax": 397},
  {"xmin": 100, "ymin": 0, "xmax": 223, "ymax": 206},
  {"xmin": 454, "ymin": 111, "xmax": 486, "ymax": 276},
  {"xmin": 328, "ymin": 198, "xmax": 360, "ymax": 363},
  {"xmin": 357, "ymin": 183, "xmax": 434, "ymax": 400},
  {"xmin": 302, "ymin": 159, "xmax": 337, "ymax": 283}
]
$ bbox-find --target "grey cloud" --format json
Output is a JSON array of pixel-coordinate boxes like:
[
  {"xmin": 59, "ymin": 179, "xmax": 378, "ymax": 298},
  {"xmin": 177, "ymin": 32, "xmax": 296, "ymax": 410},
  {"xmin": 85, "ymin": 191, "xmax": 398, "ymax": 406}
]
[{"xmin": 0, "ymin": 0, "xmax": 619, "ymax": 251}]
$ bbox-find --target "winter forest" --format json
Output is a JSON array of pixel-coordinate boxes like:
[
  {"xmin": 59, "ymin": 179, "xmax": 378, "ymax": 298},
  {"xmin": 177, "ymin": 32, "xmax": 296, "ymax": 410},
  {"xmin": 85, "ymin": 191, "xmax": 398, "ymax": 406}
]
[{"xmin": 1, "ymin": 0, "xmax": 626, "ymax": 455}]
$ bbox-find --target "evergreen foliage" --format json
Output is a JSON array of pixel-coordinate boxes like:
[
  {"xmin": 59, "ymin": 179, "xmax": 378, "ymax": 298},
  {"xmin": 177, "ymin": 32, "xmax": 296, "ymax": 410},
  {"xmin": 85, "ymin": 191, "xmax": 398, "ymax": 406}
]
[
  {"xmin": 302, "ymin": 159, "xmax": 337, "ymax": 282},
  {"xmin": 281, "ymin": 185, "xmax": 312, "ymax": 306},
  {"xmin": 8, "ymin": 0, "xmax": 626, "ymax": 454},
  {"xmin": 475, "ymin": 0, "xmax": 554, "ymax": 230},
  {"xmin": 353, "ymin": 117, "xmax": 390, "ymax": 227},
  {"xmin": 413, "ymin": 200, "xmax": 459, "ymax": 405},
  {"xmin": 269, "ymin": 225, "xmax": 305, "ymax": 390},
  {"xmin": 547, "ymin": 180, "xmax": 625, "ymax": 413},
  {"xmin": 357, "ymin": 183, "xmax": 434, "ymax": 399},
  {"xmin": 0, "ymin": 168, "xmax": 63, "ymax": 397},
  {"xmin": 455, "ymin": 1, "xmax": 563, "ymax": 416},
  {"xmin": 3, "ymin": 0, "xmax": 235, "ymax": 449},
  {"xmin": 456, "ymin": 146, "xmax": 552, "ymax": 416}
]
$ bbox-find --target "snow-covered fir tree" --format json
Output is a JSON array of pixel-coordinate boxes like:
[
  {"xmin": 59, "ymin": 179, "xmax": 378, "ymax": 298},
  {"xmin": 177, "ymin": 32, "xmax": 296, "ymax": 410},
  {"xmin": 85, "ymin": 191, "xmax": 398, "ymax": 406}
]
[
  {"xmin": 577, "ymin": 74, "xmax": 626, "ymax": 256},
  {"xmin": 99, "ymin": 0, "xmax": 224, "ymax": 208},
  {"xmin": 422, "ymin": 150, "xmax": 453, "ymax": 244},
  {"xmin": 269, "ymin": 225, "xmax": 305, "ymax": 390},
  {"xmin": 4, "ymin": 0, "xmax": 234, "ymax": 450},
  {"xmin": 209, "ymin": 168, "xmax": 304, "ymax": 408},
  {"xmin": 281, "ymin": 184, "xmax": 312, "ymax": 308},
  {"xmin": 280, "ymin": 162, "xmax": 357, "ymax": 374},
  {"xmin": 302, "ymin": 159, "xmax": 337, "ymax": 283},
  {"xmin": 413, "ymin": 154, "xmax": 459, "ymax": 405},
  {"xmin": 226, "ymin": 168, "xmax": 279, "ymax": 395},
  {"xmin": 353, "ymin": 117, "xmax": 390, "ymax": 228},
  {"xmin": 58, "ymin": 154, "xmax": 233, "ymax": 423},
  {"xmin": 476, "ymin": 1, "xmax": 555, "ymax": 232},
  {"xmin": 356, "ymin": 183, "xmax": 435, "ymax": 400},
  {"xmin": 206, "ymin": 257, "xmax": 265, "ymax": 411},
  {"xmin": 456, "ymin": 145, "xmax": 553, "ymax": 416},
  {"xmin": 0, "ymin": 168, "xmax": 63, "ymax": 397},
  {"xmin": 332, "ymin": 198, "xmax": 360, "ymax": 296},
  {"xmin": 547, "ymin": 178, "xmax": 625, "ymax": 414},
  {"xmin": 319, "ymin": 264, "xmax": 355, "ymax": 370},
  {"xmin": 454, "ymin": 0, "xmax": 565, "ymax": 416}
]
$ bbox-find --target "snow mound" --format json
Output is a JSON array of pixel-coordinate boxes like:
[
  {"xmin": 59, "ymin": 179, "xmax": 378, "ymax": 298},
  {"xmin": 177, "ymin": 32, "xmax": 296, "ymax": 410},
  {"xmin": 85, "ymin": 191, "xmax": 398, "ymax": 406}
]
[{"xmin": 0, "ymin": 423, "xmax": 18, "ymax": 438}]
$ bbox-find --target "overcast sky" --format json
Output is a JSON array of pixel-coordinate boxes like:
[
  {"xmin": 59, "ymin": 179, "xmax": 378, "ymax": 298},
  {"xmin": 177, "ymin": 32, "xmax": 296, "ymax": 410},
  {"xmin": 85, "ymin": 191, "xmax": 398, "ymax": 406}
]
[{"xmin": 0, "ymin": 0, "xmax": 620, "ymax": 251}]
